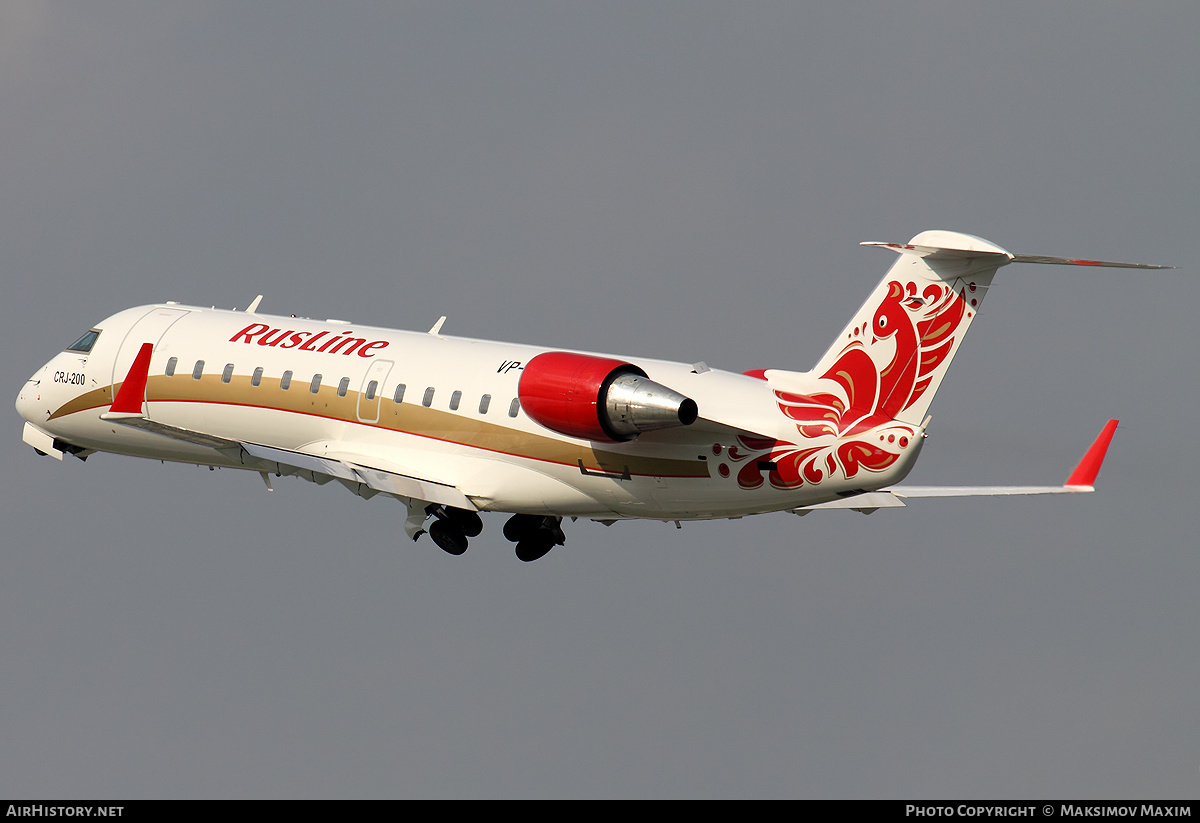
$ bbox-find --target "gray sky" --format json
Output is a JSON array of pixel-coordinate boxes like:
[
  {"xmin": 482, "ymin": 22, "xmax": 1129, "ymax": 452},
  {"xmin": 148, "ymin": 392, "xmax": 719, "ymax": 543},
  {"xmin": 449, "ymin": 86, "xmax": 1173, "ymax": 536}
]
[{"xmin": 2, "ymin": 1, "xmax": 1197, "ymax": 798}]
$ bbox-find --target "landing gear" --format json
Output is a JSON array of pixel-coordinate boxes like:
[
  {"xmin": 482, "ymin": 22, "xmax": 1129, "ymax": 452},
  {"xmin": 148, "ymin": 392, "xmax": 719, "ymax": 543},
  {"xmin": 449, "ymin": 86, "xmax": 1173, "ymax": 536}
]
[
  {"xmin": 515, "ymin": 532, "xmax": 555, "ymax": 562},
  {"xmin": 503, "ymin": 514, "xmax": 566, "ymax": 562},
  {"xmin": 448, "ymin": 508, "xmax": 483, "ymax": 538},
  {"xmin": 424, "ymin": 505, "xmax": 482, "ymax": 555},
  {"xmin": 429, "ymin": 519, "xmax": 468, "ymax": 555},
  {"xmin": 408, "ymin": 505, "xmax": 567, "ymax": 561},
  {"xmin": 503, "ymin": 513, "xmax": 544, "ymax": 543}
]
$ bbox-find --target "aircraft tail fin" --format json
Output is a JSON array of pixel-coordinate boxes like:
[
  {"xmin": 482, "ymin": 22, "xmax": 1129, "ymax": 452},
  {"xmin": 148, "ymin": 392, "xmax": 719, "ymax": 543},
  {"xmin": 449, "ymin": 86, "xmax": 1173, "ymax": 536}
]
[
  {"xmin": 777, "ymin": 233, "xmax": 1167, "ymax": 430},
  {"xmin": 808, "ymin": 230, "xmax": 1012, "ymax": 427},
  {"xmin": 748, "ymin": 232, "xmax": 1165, "ymax": 435}
]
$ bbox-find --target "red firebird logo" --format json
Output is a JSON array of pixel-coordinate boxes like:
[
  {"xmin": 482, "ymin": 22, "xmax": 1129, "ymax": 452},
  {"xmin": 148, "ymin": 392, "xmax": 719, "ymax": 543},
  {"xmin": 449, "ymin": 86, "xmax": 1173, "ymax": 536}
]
[{"xmin": 733, "ymin": 279, "xmax": 972, "ymax": 490}]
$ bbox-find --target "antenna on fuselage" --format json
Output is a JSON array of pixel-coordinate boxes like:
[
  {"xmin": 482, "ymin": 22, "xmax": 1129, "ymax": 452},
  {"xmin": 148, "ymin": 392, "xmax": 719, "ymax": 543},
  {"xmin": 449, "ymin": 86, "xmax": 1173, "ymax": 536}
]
[{"xmin": 245, "ymin": 295, "xmax": 264, "ymax": 313}]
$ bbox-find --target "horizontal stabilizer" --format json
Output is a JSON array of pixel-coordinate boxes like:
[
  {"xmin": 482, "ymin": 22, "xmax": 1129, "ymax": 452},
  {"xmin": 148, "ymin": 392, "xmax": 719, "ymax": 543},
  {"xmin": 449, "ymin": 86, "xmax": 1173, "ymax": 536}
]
[
  {"xmin": 1011, "ymin": 254, "xmax": 1172, "ymax": 270},
  {"xmin": 864, "ymin": 240, "xmax": 1170, "ymax": 270},
  {"xmin": 860, "ymin": 240, "xmax": 1012, "ymax": 265}
]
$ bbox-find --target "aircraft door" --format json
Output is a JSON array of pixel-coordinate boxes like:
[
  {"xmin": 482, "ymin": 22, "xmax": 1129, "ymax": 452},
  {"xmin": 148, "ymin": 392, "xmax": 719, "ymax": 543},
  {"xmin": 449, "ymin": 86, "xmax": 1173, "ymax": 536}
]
[
  {"xmin": 357, "ymin": 359, "xmax": 394, "ymax": 423},
  {"xmin": 111, "ymin": 307, "xmax": 190, "ymax": 391}
]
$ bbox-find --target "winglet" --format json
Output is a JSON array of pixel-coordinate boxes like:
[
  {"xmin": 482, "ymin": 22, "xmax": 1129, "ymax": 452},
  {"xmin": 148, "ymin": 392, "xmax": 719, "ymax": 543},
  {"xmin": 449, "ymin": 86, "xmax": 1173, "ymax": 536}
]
[
  {"xmin": 1064, "ymin": 419, "xmax": 1119, "ymax": 489},
  {"xmin": 105, "ymin": 342, "xmax": 154, "ymax": 417}
]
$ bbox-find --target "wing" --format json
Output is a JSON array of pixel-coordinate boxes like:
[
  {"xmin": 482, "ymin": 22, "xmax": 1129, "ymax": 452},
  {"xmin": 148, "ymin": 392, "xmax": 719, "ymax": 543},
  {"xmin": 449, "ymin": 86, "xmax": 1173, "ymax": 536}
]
[
  {"xmin": 793, "ymin": 419, "xmax": 1118, "ymax": 514},
  {"xmin": 103, "ymin": 410, "xmax": 473, "ymax": 504},
  {"xmin": 101, "ymin": 344, "xmax": 474, "ymax": 536}
]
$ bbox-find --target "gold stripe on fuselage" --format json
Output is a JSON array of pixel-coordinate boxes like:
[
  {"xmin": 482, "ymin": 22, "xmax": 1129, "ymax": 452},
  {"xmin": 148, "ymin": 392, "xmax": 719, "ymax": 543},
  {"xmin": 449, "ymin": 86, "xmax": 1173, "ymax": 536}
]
[{"xmin": 52, "ymin": 373, "xmax": 710, "ymax": 479}]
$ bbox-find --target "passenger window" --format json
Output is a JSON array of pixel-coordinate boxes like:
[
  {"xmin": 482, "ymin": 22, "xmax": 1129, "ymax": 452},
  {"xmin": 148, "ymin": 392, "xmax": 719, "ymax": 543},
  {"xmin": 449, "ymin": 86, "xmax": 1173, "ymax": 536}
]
[
  {"xmin": 66, "ymin": 330, "xmax": 101, "ymax": 353},
  {"xmin": 251, "ymin": 367, "xmax": 263, "ymax": 387},
  {"xmin": 422, "ymin": 387, "xmax": 435, "ymax": 407},
  {"xmin": 449, "ymin": 390, "xmax": 462, "ymax": 411},
  {"xmin": 393, "ymin": 384, "xmax": 406, "ymax": 404},
  {"xmin": 165, "ymin": 357, "xmax": 177, "ymax": 377},
  {"xmin": 337, "ymin": 377, "xmax": 350, "ymax": 398},
  {"xmin": 365, "ymin": 380, "xmax": 378, "ymax": 401},
  {"xmin": 280, "ymin": 370, "xmax": 292, "ymax": 391},
  {"xmin": 310, "ymin": 374, "xmax": 322, "ymax": 394},
  {"xmin": 222, "ymin": 364, "xmax": 234, "ymax": 384},
  {"xmin": 508, "ymin": 398, "xmax": 520, "ymax": 418},
  {"xmin": 478, "ymin": 394, "xmax": 491, "ymax": 414},
  {"xmin": 193, "ymin": 360, "xmax": 205, "ymax": 380}
]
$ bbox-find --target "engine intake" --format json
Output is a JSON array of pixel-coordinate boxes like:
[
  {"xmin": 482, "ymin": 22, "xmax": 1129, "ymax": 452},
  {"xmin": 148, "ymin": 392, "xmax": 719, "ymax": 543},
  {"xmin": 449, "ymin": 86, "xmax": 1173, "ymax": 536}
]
[{"xmin": 518, "ymin": 351, "xmax": 698, "ymax": 442}]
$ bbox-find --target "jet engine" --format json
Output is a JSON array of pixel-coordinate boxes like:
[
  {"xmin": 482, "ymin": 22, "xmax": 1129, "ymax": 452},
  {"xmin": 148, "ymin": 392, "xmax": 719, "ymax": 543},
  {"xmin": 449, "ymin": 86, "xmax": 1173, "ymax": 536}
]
[{"xmin": 517, "ymin": 351, "xmax": 698, "ymax": 442}]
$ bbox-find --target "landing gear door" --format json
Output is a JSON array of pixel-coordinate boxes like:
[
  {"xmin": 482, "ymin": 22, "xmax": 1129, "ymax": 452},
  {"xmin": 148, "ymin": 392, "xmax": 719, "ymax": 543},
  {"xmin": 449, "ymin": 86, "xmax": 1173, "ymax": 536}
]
[
  {"xmin": 357, "ymin": 359, "xmax": 394, "ymax": 423},
  {"xmin": 112, "ymin": 307, "xmax": 190, "ymax": 390}
]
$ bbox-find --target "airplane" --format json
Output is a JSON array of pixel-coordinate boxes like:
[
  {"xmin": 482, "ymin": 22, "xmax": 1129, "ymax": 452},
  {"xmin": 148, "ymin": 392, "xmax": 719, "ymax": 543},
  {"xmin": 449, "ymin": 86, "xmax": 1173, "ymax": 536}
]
[{"xmin": 15, "ymin": 230, "xmax": 1165, "ymax": 561}]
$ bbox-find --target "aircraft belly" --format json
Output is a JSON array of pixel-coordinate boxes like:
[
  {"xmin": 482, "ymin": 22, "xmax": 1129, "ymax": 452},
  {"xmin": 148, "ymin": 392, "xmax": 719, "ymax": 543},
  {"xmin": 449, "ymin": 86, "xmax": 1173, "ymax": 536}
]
[
  {"xmin": 461, "ymin": 459, "xmax": 616, "ymax": 516},
  {"xmin": 468, "ymin": 457, "xmax": 808, "ymax": 521}
]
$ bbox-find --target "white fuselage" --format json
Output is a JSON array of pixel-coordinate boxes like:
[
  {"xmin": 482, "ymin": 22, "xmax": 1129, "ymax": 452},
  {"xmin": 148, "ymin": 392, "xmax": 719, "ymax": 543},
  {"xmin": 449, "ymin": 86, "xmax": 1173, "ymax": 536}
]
[{"xmin": 17, "ymin": 302, "xmax": 925, "ymax": 521}]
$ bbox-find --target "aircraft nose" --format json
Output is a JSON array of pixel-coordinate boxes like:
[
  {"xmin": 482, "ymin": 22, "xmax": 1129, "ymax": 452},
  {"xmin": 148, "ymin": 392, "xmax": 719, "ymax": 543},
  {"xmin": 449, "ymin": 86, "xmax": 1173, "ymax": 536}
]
[
  {"xmin": 16, "ymin": 378, "xmax": 38, "ymax": 423},
  {"xmin": 15, "ymin": 366, "xmax": 48, "ymax": 424}
]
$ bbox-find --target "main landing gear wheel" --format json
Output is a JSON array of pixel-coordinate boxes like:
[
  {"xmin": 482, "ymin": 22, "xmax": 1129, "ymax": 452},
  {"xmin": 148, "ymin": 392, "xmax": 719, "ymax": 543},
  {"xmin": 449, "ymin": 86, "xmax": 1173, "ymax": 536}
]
[
  {"xmin": 515, "ymin": 532, "xmax": 555, "ymax": 562},
  {"xmin": 429, "ymin": 519, "xmax": 468, "ymax": 556},
  {"xmin": 447, "ymin": 508, "xmax": 483, "ymax": 538},
  {"xmin": 503, "ymin": 514, "xmax": 566, "ymax": 562},
  {"xmin": 503, "ymin": 513, "xmax": 543, "ymax": 543},
  {"xmin": 424, "ymin": 505, "xmax": 482, "ymax": 555}
]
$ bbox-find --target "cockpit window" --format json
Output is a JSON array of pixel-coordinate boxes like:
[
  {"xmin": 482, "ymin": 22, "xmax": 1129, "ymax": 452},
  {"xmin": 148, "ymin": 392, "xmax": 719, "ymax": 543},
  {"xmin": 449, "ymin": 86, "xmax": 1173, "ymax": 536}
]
[{"xmin": 66, "ymin": 330, "xmax": 101, "ymax": 353}]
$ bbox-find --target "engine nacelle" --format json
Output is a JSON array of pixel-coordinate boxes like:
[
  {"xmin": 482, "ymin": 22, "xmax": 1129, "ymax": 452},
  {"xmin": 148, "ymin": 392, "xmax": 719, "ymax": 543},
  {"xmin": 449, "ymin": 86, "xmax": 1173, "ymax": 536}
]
[{"xmin": 518, "ymin": 351, "xmax": 698, "ymax": 442}]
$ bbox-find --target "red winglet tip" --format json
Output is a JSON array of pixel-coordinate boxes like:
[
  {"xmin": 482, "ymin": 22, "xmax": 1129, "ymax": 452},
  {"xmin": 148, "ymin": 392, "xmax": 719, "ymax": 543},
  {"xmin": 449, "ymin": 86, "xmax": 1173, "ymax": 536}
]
[
  {"xmin": 109, "ymin": 342, "xmax": 154, "ymax": 415},
  {"xmin": 1065, "ymin": 419, "xmax": 1119, "ymax": 488}
]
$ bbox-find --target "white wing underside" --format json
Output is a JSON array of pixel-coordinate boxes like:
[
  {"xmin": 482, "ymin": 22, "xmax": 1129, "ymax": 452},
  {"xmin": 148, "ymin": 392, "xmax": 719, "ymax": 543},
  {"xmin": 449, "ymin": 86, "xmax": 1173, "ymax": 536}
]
[
  {"xmin": 105, "ymin": 415, "xmax": 476, "ymax": 511},
  {"xmin": 890, "ymin": 485, "xmax": 1093, "ymax": 497},
  {"xmin": 792, "ymin": 484, "xmax": 1094, "ymax": 515},
  {"xmin": 793, "ymin": 418, "xmax": 1119, "ymax": 514}
]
